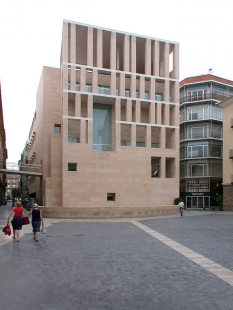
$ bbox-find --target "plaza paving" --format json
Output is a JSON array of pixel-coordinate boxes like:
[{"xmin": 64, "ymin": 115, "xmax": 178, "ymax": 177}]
[{"xmin": 1, "ymin": 204, "xmax": 233, "ymax": 309}]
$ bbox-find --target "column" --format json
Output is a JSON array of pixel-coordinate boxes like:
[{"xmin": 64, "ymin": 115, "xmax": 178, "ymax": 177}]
[
  {"xmin": 173, "ymin": 81, "xmax": 179, "ymax": 104},
  {"xmin": 110, "ymin": 32, "xmax": 116, "ymax": 70},
  {"xmin": 75, "ymin": 93, "xmax": 81, "ymax": 117},
  {"xmin": 97, "ymin": 29, "xmax": 103, "ymax": 68},
  {"xmin": 120, "ymin": 72, "xmax": 125, "ymax": 96},
  {"xmin": 110, "ymin": 71, "xmax": 116, "ymax": 96},
  {"xmin": 62, "ymin": 22, "xmax": 69, "ymax": 63},
  {"xmin": 70, "ymin": 23, "xmax": 76, "ymax": 64},
  {"xmin": 164, "ymin": 42, "xmax": 169, "ymax": 78},
  {"xmin": 146, "ymin": 125, "xmax": 151, "ymax": 148},
  {"xmin": 164, "ymin": 79, "xmax": 169, "ymax": 102},
  {"xmin": 165, "ymin": 104, "xmax": 170, "ymax": 126},
  {"xmin": 70, "ymin": 66, "xmax": 76, "ymax": 90},
  {"xmin": 131, "ymin": 36, "xmax": 136, "ymax": 73},
  {"xmin": 87, "ymin": 27, "xmax": 93, "ymax": 66},
  {"xmin": 139, "ymin": 76, "xmax": 145, "ymax": 99},
  {"xmin": 87, "ymin": 95, "xmax": 93, "ymax": 146},
  {"xmin": 62, "ymin": 92, "xmax": 68, "ymax": 116},
  {"xmin": 124, "ymin": 34, "xmax": 130, "ymax": 72},
  {"xmin": 80, "ymin": 119, "xmax": 85, "ymax": 144},
  {"xmin": 130, "ymin": 75, "xmax": 136, "ymax": 98},
  {"xmin": 92, "ymin": 68, "xmax": 98, "ymax": 94},
  {"xmin": 131, "ymin": 124, "xmax": 136, "ymax": 147},
  {"xmin": 62, "ymin": 64, "xmax": 69, "ymax": 91},
  {"xmin": 157, "ymin": 102, "xmax": 162, "ymax": 125},
  {"xmin": 136, "ymin": 100, "xmax": 140, "ymax": 123},
  {"xmin": 173, "ymin": 44, "xmax": 179, "ymax": 80},
  {"xmin": 126, "ymin": 99, "xmax": 132, "ymax": 122},
  {"xmin": 160, "ymin": 156, "xmax": 165, "ymax": 178},
  {"xmin": 160, "ymin": 127, "xmax": 166, "ymax": 149},
  {"xmin": 80, "ymin": 67, "xmax": 86, "ymax": 92},
  {"xmin": 150, "ymin": 103, "xmax": 155, "ymax": 124},
  {"xmin": 115, "ymin": 98, "xmax": 121, "ymax": 148},
  {"xmin": 150, "ymin": 77, "xmax": 155, "ymax": 100},
  {"xmin": 145, "ymin": 39, "xmax": 151, "ymax": 75},
  {"xmin": 153, "ymin": 41, "xmax": 159, "ymax": 77}
]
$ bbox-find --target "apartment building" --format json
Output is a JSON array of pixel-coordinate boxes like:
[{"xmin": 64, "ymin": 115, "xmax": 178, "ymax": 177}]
[
  {"xmin": 179, "ymin": 71, "xmax": 233, "ymax": 209},
  {"xmin": 20, "ymin": 20, "xmax": 180, "ymax": 209},
  {"xmin": 218, "ymin": 96, "xmax": 233, "ymax": 210},
  {"xmin": 5, "ymin": 174, "xmax": 20, "ymax": 199}
]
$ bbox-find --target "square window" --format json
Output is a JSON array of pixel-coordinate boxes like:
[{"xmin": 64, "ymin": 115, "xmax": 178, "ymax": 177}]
[
  {"xmin": 68, "ymin": 163, "xmax": 77, "ymax": 171},
  {"xmin": 54, "ymin": 124, "xmax": 61, "ymax": 133},
  {"xmin": 107, "ymin": 193, "xmax": 115, "ymax": 201}
]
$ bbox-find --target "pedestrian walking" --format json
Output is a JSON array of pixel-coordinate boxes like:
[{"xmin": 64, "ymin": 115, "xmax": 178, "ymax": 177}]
[
  {"xmin": 28, "ymin": 203, "xmax": 44, "ymax": 242},
  {"xmin": 178, "ymin": 200, "xmax": 184, "ymax": 216},
  {"xmin": 7, "ymin": 201, "xmax": 24, "ymax": 242}
]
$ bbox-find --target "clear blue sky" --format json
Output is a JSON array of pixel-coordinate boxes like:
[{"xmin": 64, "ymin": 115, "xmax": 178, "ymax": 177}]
[{"xmin": 1, "ymin": 0, "xmax": 233, "ymax": 162}]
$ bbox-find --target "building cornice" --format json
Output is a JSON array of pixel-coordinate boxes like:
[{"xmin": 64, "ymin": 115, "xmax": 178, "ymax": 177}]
[{"xmin": 180, "ymin": 74, "xmax": 233, "ymax": 88}]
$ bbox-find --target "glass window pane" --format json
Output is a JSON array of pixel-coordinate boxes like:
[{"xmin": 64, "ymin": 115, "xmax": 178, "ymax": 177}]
[{"xmin": 93, "ymin": 103, "xmax": 112, "ymax": 151}]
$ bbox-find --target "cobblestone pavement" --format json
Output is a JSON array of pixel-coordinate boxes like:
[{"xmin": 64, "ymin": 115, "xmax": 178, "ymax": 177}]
[{"xmin": 1, "ymin": 204, "xmax": 233, "ymax": 310}]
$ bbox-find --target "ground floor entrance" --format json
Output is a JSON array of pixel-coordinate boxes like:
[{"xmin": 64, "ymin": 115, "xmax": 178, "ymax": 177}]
[{"xmin": 186, "ymin": 196, "xmax": 210, "ymax": 209}]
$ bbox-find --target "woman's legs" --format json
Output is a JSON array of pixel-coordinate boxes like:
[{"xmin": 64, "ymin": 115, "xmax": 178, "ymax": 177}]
[
  {"xmin": 15, "ymin": 230, "xmax": 20, "ymax": 241},
  {"xmin": 35, "ymin": 232, "xmax": 40, "ymax": 241},
  {"xmin": 12, "ymin": 229, "xmax": 16, "ymax": 239},
  {"xmin": 34, "ymin": 221, "xmax": 41, "ymax": 241}
]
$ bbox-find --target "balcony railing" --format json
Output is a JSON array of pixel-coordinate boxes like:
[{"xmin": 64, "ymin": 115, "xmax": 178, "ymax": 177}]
[
  {"xmin": 180, "ymin": 93, "xmax": 230, "ymax": 104},
  {"xmin": 0, "ymin": 161, "xmax": 42, "ymax": 174},
  {"xmin": 180, "ymin": 168, "xmax": 222, "ymax": 178},
  {"xmin": 180, "ymin": 146, "xmax": 222, "ymax": 159},
  {"xmin": 180, "ymin": 132, "xmax": 223, "ymax": 140}
]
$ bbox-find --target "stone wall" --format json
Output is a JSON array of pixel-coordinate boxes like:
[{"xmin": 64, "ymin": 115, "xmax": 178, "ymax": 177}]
[
  {"xmin": 223, "ymin": 184, "xmax": 233, "ymax": 211},
  {"xmin": 39, "ymin": 205, "xmax": 178, "ymax": 219}
]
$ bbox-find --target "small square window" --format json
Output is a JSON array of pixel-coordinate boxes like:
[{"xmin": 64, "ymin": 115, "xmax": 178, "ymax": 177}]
[
  {"xmin": 54, "ymin": 124, "xmax": 61, "ymax": 133},
  {"xmin": 107, "ymin": 193, "xmax": 115, "ymax": 201},
  {"xmin": 68, "ymin": 163, "xmax": 77, "ymax": 171}
]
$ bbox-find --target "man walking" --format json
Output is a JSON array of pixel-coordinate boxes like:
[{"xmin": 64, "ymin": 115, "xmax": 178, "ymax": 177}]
[{"xmin": 178, "ymin": 200, "xmax": 184, "ymax": 216}]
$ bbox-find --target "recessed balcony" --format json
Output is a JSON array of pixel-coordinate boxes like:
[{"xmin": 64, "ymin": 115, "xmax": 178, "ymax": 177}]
[
  {"xmin": 231, "ymin": 118, "xmax": 233, "ymax": 128},
  {"xmin": 229, "ymin": 149, "xmax": 233, "ymax": 159}
]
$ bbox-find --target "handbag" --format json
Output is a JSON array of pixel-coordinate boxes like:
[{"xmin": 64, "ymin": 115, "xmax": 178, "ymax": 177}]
[
  {"xmin": 41, "ymin": 225, "xmax": 46, "ymax": 234},
  {"xmin": 22, "ymin": 217, "xmax": 30, "ymax": 225},
  {"xmin": 3, "ymin": 224, "xmax": 11, "ymax": 236}
]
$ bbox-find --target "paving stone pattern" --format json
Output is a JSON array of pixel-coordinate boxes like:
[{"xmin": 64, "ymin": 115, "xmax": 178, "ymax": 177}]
[
  {"xmin": 139, "ymin": 214, "xmax": 233, "ymax": 271},
  {"xmin": 0, "ymin": 209, "xmax": 233, "ymax": 309}
]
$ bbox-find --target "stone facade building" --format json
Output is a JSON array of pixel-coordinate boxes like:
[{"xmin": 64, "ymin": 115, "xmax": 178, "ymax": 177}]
[{"xmin": 21, "ymin": 20, "xmax": 180, "ymax": 211}]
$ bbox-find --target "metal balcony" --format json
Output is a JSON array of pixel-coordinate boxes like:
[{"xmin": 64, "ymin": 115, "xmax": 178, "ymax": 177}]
[{"xmin": 180, "ymin": 93, "xmax": 230, "ymax": 104}]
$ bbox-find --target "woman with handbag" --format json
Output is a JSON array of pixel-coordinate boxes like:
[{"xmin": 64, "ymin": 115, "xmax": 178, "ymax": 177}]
[
  {"xmin": 7, "ymin": 201, "xmax": 24, "ymax": 242},
  {"xmin": 28, "ymin": 203, "xmax": 44, "ymax": 242}
]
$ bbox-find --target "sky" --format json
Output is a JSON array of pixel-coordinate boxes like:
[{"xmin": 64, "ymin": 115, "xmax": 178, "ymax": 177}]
[{"xmin": 1, "ymin": 0, "xmax": 233, "ymax": 163}]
